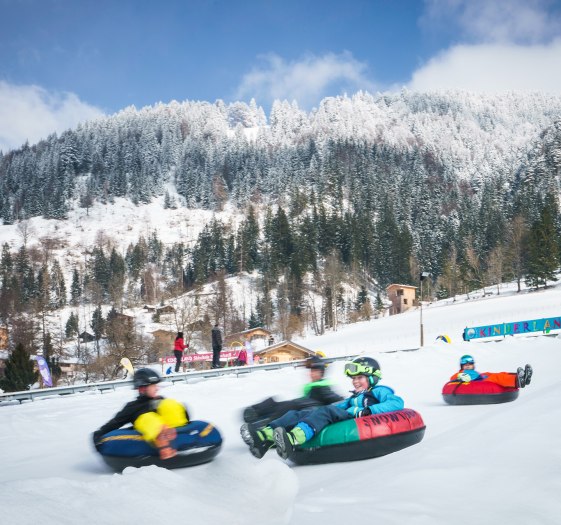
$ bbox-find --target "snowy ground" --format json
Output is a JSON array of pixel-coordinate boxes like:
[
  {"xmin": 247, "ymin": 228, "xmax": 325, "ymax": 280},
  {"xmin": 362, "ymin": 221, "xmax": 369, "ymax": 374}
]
[{"xmin": 1, "ymin": 283, "xmax": 561, "ymax": 525}]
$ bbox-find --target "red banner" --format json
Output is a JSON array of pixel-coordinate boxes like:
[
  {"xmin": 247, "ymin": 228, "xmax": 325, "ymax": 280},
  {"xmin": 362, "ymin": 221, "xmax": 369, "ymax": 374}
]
[{"xmin": 159, "ymin": 351, "xmax": 240, "ymax": 364}]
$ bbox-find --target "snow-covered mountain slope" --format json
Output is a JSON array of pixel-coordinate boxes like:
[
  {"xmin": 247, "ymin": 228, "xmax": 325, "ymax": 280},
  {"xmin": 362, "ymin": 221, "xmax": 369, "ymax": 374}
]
[{"xmin": 1, "ymin": 282, "xmax": 560, "ymax": 525}]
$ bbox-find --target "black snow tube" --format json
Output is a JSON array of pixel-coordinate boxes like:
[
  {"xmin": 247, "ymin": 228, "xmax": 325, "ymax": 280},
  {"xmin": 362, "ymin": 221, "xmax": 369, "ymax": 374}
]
[{"xmin": 442, "ymin": 380, "xmax": 519, "ymax": 405}]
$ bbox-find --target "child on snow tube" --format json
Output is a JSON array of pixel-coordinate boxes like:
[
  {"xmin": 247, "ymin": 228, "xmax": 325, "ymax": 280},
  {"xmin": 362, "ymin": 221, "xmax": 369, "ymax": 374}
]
[
  {"xmin": 451, "ymin": 355, "xmax": 533, "ymax": 388},
  {"xmin": 242, "ymin": 355, "xmax": 343, "ymax": 425},
  {"xmin": 92, "ymin": 368, "xmax": 189, "ymax": 460},
  {"xmin": 241, "ymin": 356, "xmax": 404, "ymax": 459}
]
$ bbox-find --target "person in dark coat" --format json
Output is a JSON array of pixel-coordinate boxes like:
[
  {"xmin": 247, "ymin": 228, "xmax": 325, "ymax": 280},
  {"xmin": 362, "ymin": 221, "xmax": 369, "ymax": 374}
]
[
  {"xmin": 92, "ymin": 368, "xmax": 189, "ymax": 460},
  {"xmin": 173, "ymin": 332, "xmax": 187, "ymax": 373},
  {"xmin": 241, "ymin": 355, "xmax": 343, "ymax": 426},
  {"xmin": 211, "ymin": 324, "xmax": 222, "ymax": 368}
]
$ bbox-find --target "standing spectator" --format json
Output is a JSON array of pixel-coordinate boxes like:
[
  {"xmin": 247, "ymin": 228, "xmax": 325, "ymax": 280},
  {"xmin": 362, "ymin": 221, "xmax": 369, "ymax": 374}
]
[
  {"xmin": 173, "ymin": 332, "xmax": 187, "ymax": 373},
  {"xmin": 211, "ymin": 324, "xmax": 222, "ymax": 368}
]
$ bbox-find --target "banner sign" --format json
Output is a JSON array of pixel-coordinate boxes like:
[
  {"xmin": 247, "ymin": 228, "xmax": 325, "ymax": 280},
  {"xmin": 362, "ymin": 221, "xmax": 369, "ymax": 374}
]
[
  {"xmin": 35, "ymin": 356, "xmax": 53, "ymax": 387},
  {"xmin": 159, "ymin": 350, "xmax": 241, "ymax": 364},
  {"xmin": 464, "ymin": 315, "xmax": 561, "ymax": 341}
]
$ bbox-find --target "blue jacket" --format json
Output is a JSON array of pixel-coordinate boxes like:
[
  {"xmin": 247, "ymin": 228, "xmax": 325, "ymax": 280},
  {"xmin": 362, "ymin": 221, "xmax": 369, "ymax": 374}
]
[
  {"xmin": 334, "ymin": 385, "xmax": 404, "ymax": 417},
  {"xmin": 452, "ymin": 369, "xmax": 486, "ymax": 381}
]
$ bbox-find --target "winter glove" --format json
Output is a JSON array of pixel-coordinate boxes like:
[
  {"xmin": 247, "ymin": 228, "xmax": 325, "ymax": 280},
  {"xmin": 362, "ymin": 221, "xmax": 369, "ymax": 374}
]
[
  {"xmin": 457, "ymin": 373, "xmax": 471, "ymax": 383},
  {"xmin": 358, "ymin": 407, "xmax": 372, "ymax": 418},
  {"xmin": 92, "ymin": 431, "xmax": 103, "ymax": 452}
]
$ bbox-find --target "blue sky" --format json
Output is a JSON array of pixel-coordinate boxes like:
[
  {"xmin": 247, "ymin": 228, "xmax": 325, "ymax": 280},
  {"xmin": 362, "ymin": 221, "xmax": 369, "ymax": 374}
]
[{"xmin": 1, "ymin": 0, "xmax": 561, "ymax": 151}]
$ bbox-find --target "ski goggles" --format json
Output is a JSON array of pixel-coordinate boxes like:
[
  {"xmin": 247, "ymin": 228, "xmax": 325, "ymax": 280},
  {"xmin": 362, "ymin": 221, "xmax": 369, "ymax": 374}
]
[
  {"xmin": 460, "ymin": 356, "xmax": 475, "ymax": 365},
  {"xmin": 344, "ymin": 362, "xmax": 382, "ymax": 379}
]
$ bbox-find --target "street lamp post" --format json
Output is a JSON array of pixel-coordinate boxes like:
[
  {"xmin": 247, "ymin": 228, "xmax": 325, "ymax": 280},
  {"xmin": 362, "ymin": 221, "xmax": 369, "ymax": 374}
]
[{"xmin": 420, "ymin": 272, "xmax": 430, "ymax": 347}]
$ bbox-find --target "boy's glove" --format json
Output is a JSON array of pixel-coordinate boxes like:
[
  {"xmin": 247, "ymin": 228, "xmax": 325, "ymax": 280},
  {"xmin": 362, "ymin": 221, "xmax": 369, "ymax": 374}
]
[
  {"xmin": 457, "ymin": 373, "xmax": 471, "ymax": 383},
  {"xmin": 92, "ymin": 431, "xmax": 103, "ymax": 451},
  {"xmin": 359, "ymin": 407, "xmax": 372, "ymax": 417}
]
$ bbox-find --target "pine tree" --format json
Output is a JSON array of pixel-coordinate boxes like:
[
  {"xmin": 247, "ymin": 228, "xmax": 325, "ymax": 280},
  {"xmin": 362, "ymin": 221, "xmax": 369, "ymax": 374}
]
[
  {"xmin": 355, "ymin": 285, "xmax": 368, "ymax": 310},
  {"xmin": 91, "ymin": 305, "xmax": 105, "ymax": 357},
  {"xmin": 50, "ymin": 259, "xmax": 66, "ymax": 308},
  {"xmin": 248, "ymin": 310, "xmax": 260, "ymax": 329},
  {"xmin": 65, "ymin": 311, "xmax": 79, "ymax": 338},
  {"xmin": 70, "ymin": 268, "xmax": 82, "ymax": 305},
  {"xmin": 525, "ymin": 195, "xmax": 560, "ymax": 288},
  {"xmin": 0, "ymin": 343, "xmax": 38, "ymax": 392}
]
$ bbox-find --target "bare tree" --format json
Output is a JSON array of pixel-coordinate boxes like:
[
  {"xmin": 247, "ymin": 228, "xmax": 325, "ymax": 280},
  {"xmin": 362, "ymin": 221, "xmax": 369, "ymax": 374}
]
[
  {"xmin": 462, "ymin": 237, "xmax": 485, "ymax": 296},
  {"xmin": 302, "ymin": 289, "xmax": 321, "ymax": 335},
  {"xmin": 168, "ymin": 294, "xmax": 204, "ymax": 350},
  {"xmin": 486, "ymin": 246, "xmax": 505, "ymax": 294},
  {"xmin": 141, "ymin": 267, "xmax": 157, "ymax": 305},
  {"xmin": 207, "ymin": 271, "xmax": 230, "ymax": 331},
  {"xmin": 16, "ymin": 220, "xmax": 34, "ymax": 247},
  {"xmin": 437, "ymin": 246, "xmax": 460, "ymax": 300},
  {"xmin": 323, "ymin": 251, "xmax": 344, "ymax": 331}
]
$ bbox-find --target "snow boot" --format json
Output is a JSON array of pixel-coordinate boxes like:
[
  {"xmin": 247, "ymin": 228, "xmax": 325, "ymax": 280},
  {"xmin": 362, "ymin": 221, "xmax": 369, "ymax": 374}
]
[
  {"xmin": 155, "ymin": 426, "xmax": 177, "ymax": 460},
  {"xmin": 516, "ymin": 367, "xmax": 526, "ymax": 388},
  {"xmin": 243, "ymin": 406, "xmax": 260, "ymax": 424},
  {"xmin": 240, "ymin": 423, "xmax": 274, "ymax": 459},
  {"xmin": 524, "ymin": 364, "xmax": 533, "ymax": 386},
  {"xmin": 243, "ymin": 397, "xmax": 277, "ymax": 423},
  {"xmin": 274, "ymin": 426, "xmax": 306, "ymax": 460}
]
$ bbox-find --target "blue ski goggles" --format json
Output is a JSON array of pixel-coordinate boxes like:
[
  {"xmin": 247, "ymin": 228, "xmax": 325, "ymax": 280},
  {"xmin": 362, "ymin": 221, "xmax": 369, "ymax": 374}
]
[{"xmin": 344, "ymin": 362, "xmax": 382, "ymax": 379}]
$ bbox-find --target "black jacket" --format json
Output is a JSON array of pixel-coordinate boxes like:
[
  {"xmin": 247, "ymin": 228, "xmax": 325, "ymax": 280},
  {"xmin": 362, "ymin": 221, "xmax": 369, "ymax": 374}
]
[
  {"xmin": 92, "ymin": 394, "xmax": 163, "ymax": 447},
  {"xmin": 211, "ymin": 326, "xmax": 222, "ymax": 348},
  {"xmin": 243, "ymin": 379, "xmax": 344, "ymax": 424}
]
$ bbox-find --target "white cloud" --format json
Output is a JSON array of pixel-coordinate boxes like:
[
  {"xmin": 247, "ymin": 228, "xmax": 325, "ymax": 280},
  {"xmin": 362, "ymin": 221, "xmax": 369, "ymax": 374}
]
[
  {"xmin": 0, "ymin": 81, "xmax": 105, "ymax": 153},
  {"xmin": 422, "ymin": 0, "xmax": 561, "ymax": 44},
  {"xmin": 235, "ymin": 52, "xmax": 376, "ymax": 109},
  {"xmin": 407, "ymin": 39, "xmax": 561, "ymax": 93}
]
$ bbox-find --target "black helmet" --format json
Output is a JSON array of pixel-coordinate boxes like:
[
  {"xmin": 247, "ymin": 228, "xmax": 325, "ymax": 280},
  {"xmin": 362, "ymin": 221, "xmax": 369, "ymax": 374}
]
[
  {"xmin": 133, "ymin": 368, "xmax": 161, "ymax": 388},
  {"xmin": 344, "ymin": 357, "xmax": 382, "ymax": 386},
  {"xmin": 305, "ymin": 355, "xmax": 326, "ymax": 372}
]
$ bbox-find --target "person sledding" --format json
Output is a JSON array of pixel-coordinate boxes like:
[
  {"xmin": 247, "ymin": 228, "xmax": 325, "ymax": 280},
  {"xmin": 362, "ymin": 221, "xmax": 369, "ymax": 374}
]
[
  {"xmin": 241, "ymin": 357, "xmax": 404, "ymax": 459},
  {"xmin": 451, "ymin": 354, "xmax": 533, "ymax": 389},
  {"xmin": 242, "ymin": 355, "xmax": 343, "ymax": 425},
  {"xmin": 92, "ymin": 368, "xmax": 189, "ymax": 460}
]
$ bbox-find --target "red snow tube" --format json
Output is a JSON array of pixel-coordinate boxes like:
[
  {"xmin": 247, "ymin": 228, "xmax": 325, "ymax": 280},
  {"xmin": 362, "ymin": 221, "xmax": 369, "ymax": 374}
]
[
  {"xmin": 442, "ymin": 380, "xmax": 519, "ymax": 405},
  {"xmin": 288, "ymin": 408, "xmax": 426, "ymax": 465}
]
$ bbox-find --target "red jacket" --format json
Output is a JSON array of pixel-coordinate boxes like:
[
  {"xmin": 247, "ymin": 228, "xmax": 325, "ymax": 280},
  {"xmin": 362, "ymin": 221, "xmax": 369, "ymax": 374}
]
[{"xmin": 174, "ymin": 338, "xmax": 187, "ymax": 352}]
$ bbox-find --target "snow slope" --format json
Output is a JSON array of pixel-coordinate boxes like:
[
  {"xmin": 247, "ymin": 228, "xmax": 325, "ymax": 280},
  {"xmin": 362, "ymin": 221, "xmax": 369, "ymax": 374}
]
[{"xmin": 1, "ymin": 284, "xmax": 561, "ymax": 525}]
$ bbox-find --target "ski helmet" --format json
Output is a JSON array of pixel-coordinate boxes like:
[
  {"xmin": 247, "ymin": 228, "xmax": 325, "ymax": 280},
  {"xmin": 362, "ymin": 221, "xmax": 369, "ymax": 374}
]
[
  {"xmin": 344, "ymin": 357, "xmax": 382, "ymax": 386},
  {"xmin": 305, "ymin": 355, "xmax": 326, "ymax": 372},
  {"xmin": 133, "ymin": 368, "xmax": 161, "ymax": 388},
  {"xmin": 459, "ymin": 354, "xmax": 475, "ymax": 367}
]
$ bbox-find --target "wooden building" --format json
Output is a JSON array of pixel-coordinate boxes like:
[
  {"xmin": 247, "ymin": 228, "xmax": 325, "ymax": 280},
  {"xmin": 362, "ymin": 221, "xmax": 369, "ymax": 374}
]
[
  {"xmin": 254, "ymin": 340, "xmax": 317, "ymax": 364},
  {"xmin": 386, "ymin": 284, "xmax": 417, "ymax": 315},
  {"xmin": 225, "ymin": 327, "xmax": 275, "ymax": 352},
  {"xmin": 156, "ymin": 305, "xmax": 175, "ymax": 315}
]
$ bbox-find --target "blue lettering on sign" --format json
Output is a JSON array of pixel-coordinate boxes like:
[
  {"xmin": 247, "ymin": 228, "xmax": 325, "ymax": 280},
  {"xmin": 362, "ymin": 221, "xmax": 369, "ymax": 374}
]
[{"xmin": 463, "ymin": 316, "xmax": 561, "ymax": 340}]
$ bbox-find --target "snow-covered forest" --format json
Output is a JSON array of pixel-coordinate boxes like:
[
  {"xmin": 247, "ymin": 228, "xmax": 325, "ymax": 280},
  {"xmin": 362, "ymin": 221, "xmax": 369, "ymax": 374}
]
[{"xmin": 2, "ymin": 90, "xmax": 560, "ymax": 277}]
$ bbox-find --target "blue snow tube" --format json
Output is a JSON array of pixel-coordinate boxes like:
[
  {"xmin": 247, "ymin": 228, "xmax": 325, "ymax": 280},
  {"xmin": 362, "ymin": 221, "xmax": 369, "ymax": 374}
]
[{"xmin": 96, "ymin": 420, "xmax": 222, "ymax": 471}]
